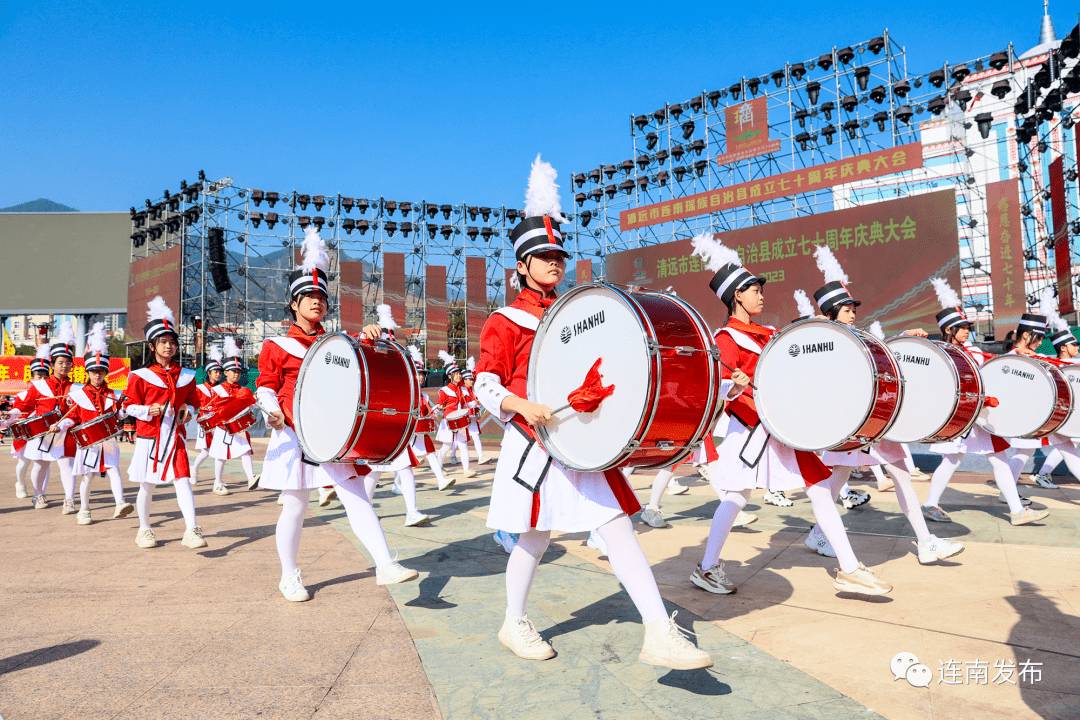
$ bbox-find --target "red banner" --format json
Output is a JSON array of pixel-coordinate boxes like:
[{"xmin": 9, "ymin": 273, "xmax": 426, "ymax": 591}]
[
  {"xmin": 339, "ymin": 260, "xmax": 365, "ymax": 334},
  {"xmin": 607, "ymin": 190, "xmax": 960, "ymax": 333},
  {"xmin": 1050, "ymin": 157, "xmax": 1073, "ymax": 314},
  {"xmin": 127, "ymin": 246, "xmax": 182, "ymax": 341},
  {"xmin": 505, "ymin": 268, "xmax": 519, "ymax": 304},
  {"xmin": 382, "ymin": 253, "xmax": 407, "ymax": 331},
  {"xmin": 425, "ymin": 265, "xmax": 447, "ymax": 367},
  {"xmin": 0, "ymin": 357, "xmax": 130, "ymax": 394},
  {"xmin": 576, "ymin": 259, "xmax": 593, "ymax": 285},
  {"xmin": 466, "ymin": 257, "xmax": 488, "ymax": 361},
  {"xmin": 987, "ymin": 179, "xmax": 1026, "ymax": 332},
  {"xmin": 715, "ymin": 98, "xmax": 782, "ymax": 166},
  {"xmin": 620, "ymin": 142, "xmax": 924, "ymax": 231}
]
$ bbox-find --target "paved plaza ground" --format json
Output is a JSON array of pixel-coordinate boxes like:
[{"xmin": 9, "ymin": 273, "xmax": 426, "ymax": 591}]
[{"xmin": 1, "ymin": 435, "xmax": 1078, "ymax": 719}]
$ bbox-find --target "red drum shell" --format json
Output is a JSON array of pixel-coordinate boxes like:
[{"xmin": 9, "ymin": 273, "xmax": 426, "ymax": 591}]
[
  {"xmin": 220, "ymin": 406, "xmax": 257, "ymax": 435},
  {"xmin": 446, "ymin": 410, "xmax": 471, "ymax": 431},
  {"xmin": 72, "ymin": 412, "xmax": 122, "ymax": 448},
  {"xmin": 1032, "ymin": 359, "xmax": 1072, "ymax": 437},
  {"xmin": 196, "ymin": 411, "xmax": 220, "ymax": 434},
  {"xmin": 933, "ymin": 343, "xmax": 985, "ymax": 441},
  {"xmin": 18, "ymin": 410, "xmax": 62, "ymax": 440},
  {"xmin": 415, "ymin": 417, "xmax": 437, "ymax": 434},
  {"xmin": 827, "ymin": 330, "xmax": 903, "ymax": 451}
]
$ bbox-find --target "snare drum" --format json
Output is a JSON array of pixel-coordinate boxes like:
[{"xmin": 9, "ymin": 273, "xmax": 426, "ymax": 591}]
[
  {"xmin": 415, "ymin": 416, "xmax": 437, "ymax": 434},
  {"xmin": 220, "ymin": 406, "xmax": 257, "ymax": 435},
  {"xmin": 884, "ymin": 336, "xmax": 984, "ymax": 443},
  {"xmin": 977, "ymin": 355, "xmax": 1072, "ymax": 438},
  {"xmin": 15, "ymin": 409, "xmax": 62, "ymax": 441},
  {"xmin": 528, "ymin": 283, "xmax": 722, "ymax": 471},
  {"xmin": 445, "ymin": 409, "xmax": 471, "ymax": 431},
  {"xmin": 72, "ymin": 412, "xmax": 122, "ymax": 448},
  {"xmin": 755, "ymin": 318, "xmax": 903, "ymax": 452},
  {"xmin": 293, "ymin": 333, "xmax": 420, "ymax": 464}
]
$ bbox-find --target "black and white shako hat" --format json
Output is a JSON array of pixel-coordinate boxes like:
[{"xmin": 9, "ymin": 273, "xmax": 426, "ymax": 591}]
[
  {"xmin": 205, "ymin": 344, "xmax": 223, "ymax": 374},
  {"xmin": 50, "ymin": 321, "xmax": 76, "ymax": 360},
  {"xmin": 407, "ymin": 345, "xmax": 425, "ymax": 374},
  {"xmin": 144, "ymin": 296, "xmax": 179, "ymax": 343},
  {"xmin": 30, "ymin": 343, "xmax": 51, "ymax": 374},
  {"xmin": 690, "ymin": 232, "xmax": 765, "ymax": 306},
  {"xmin": 1017, "ymin": 313, "xmax": 1047, "ymax": 336},
  {"xmin": 462, "ymin": 356, "xmax": 476, "ymax": 381},
  {"xmin": 222, "ymin": 336, "xmax": 243, "ymax": 372},
  {"xmin": 83, "ymin": 322, "xmax": 109, "ymax": 372},
  {"xmin": 289, "ymin": 226, "xmax": 330, "ymax": 300},
  {"xmin": 510, "ymin": 155, "xmax": 572, "ymax": 263},
  {"xmin": 812, "ymin": 245, "xmax": 860, "ymax": 315},
  {"xmin": 438, "ymin": 350, "xmax": 460, "ymax": 378},
  {"xmin": 931, "ymin": 277, "xmax": 969, "ymax": 332}
]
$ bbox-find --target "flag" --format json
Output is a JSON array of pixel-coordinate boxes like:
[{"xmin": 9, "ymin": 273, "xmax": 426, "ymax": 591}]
[
  {"xmin": 1, "ymin": 325, "xmax": 14, "ymax": 356},
  {"xmin": 567, "ymin": 358, "xmax": 616, "ymax": 413}
]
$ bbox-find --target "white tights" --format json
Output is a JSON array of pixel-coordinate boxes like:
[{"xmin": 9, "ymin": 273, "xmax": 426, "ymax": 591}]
[
  {"xmin": 363, "ymin": 469, "xmax": 419, "ymax": 515},
  {"xmin": 31, "ymin": 457, "xmax": 71, "ymax": 498},
  {"xmin": 78, "ymin": 467, "xmax": 126, "ymax": 510},
  {"xmin": 438, "ymin": 435, "xmax": 470, "ymax": 472},
  {"xmin": 925, "ymin": 450, "xmax": 1029, "ymax": 514},
  {"xmin": 15, "ymin": 457, "xmax": 29, "ymax": 487},
  {"xmin": 648, "ymin": 469, "xmax": 674, "ymax": 509},
  {"xmin": 192, "ymin": 448, "xmax": 210, "ymax": 477},
  {"xmin": 214, "ymin": 455, "xmax": 255, "ymax": 486},
  {"xmin": 1036, "ymin": 443, "xmax": 1080, "ymax": 479},
  {"xmin": 275, "ymin": 477, "xmax": 393, "ymax": 582},
  {"xmin": 136, "ymin": 480, "xmax": 197, "ymax": 530},
  {"xmin": 823, "ymin": 465, "xmax": 931, "ymax": 544},
  {"xmin": 504, "ymin": 514, "xmax": 666, "ymax": 622}
]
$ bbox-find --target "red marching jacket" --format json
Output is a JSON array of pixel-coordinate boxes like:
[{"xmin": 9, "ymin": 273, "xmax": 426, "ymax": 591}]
[{"xmin": 16, "ymin": 376, "xmax": 77, "ymax": 457}]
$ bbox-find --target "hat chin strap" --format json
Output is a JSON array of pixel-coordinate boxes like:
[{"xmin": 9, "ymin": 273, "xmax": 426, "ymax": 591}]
[{"xmin": 523, "ymin": 256, "xmax": 559, "ymax": 293}]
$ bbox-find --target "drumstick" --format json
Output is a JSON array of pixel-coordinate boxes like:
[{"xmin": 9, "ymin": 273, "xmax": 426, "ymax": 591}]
[{"xmin": 717, "ymin": 359, "xmax": 757, "ymax": 391}]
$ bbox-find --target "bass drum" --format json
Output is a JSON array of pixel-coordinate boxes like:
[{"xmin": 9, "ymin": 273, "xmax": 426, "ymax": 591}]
[
  {"xmin": 978, "ymin": 355, "xmax": 1072, "ymax": 438},
  {"xmin": 529, "ymin": 283, "xmax": 722, "ymax": 472},
  {"xmin": 1053, "ymin": 364, "xmax": 1080, "ymax": 438},
  {"xmin": 293, "ymin": 333, "xmax": 420, "ymax": 464},
  {"xmin": 755, "ymin": 318, "xmax": 903, "ymax": 452},
  {"xmin": 884, "ymin": 336, "xmax": 984, "ymax": 443}
]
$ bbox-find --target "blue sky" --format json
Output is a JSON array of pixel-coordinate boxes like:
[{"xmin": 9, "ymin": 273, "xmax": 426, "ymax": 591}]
[{"xmin": 0, "ymin": 0, "xmax": 1062, "ymax": 213}]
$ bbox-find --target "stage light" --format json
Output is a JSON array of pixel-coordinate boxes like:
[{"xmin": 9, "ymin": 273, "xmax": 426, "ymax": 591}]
[
  {"xmin": 791, "ymin": 63, "xmax": 806, "ymax": 81},
  {"xmin": 1072, "ymin": 220, "xmax": 1080, "ymax": 235},
  {"xmin": 1016, "ymin": 127, "xmax": 1032, "ymax": 145},
  {"xmin": 249, "ymin": 211, "xmax": 263, "ymax": 228},
  {"xmin": 689, "ymin": 96, "xmax": 703, "ymax": 113},
  {"xmin": 889, "ymin": 80, "xmax": 910, "ymax": 100},
  {"xmin": 575, "ymin": 192, "xmax": 586, "ymax": 206},
  {"xmin": 821, "ymin": 101, "xmax": 835, "ymax": 120},
  {"xmin": 806, "ymin": 81, "xmax": 821, "ymax": 105},
  {"xmin": 434, "ymin": 203, "xmax": 449, "ymax": 219},
  {"xmin": 637, "ymin": 176, "xmax": 649, "ymax": 190},
  {"xmin": 843, "ymin": 119, "xmax": 860, "ymax": 139},
  {"xmin": 467, "ymin": 206, "xmax": 479, "ymax": 220},
  {"xmin": 1021, "ymin": 204, "xmax": 1032, "ymax": 216},
  {"xmin": 869, "ymin": 85, "xmax": 887, "ymax": 104},
  {"xmin": 655, "ymin": 149, "xmax": 669, "ymax": 162},
  {"xmin": 928, "ymin": 69, "xmax": 945, "ymax": 88},
  {"xmin": 166, "ymin": 193, "xmax": 179, "ymax": 212},
  {"xmin": 296, "ymin": 194, "xmax": 310, "ymax": 210},
  {"xmin": 890, "ymin": 105, "xmax": 911, "ymax": 125},
  {"xmin": 385, "ymin": 201, "xmax": 398, "ymax": 216},
  {"xmin": 1068, "ymin": 168, "xmax": 1078, "ymax": 182},
  {"xmin": 574, "ymin": 173, "xmax": 586, "ymax": 188},
  {"xmin": 670, "ymin": 103, "xmax": 684, "ymax": 120},
  {"xmin": 297, "ymin": 216, "xmax": 311, "ymax": 230},
  {"xmin": 636, "ymin": 155, "xmax": 651, "ymax": 170},
  {"xmin": 619, "ymin": 160, "xmax": 634, "ymax": 175},
  {"xmin": 854, "ymin": 66, "xmax": 870, "ymax": 91},
  {"xmin": 987, "ymin": 51, "xmax": 1009, "ymax": 71},
  {"xmin": 838, "ymin": 47, "xmax": 854, "ymax": 65},
  {"xmin": 1034, "ymin": 62, "xmax": 1050, "ymax": 89},
  {"xmin": 694, "ymin": 160, "xmax": 707, "ymax": 177},
  {"xmin": 646, "ymin": 132, "xmax": 659, "ymax": 150},
  {"xmin": 681, "ymin": 120, "xmax": 695, "ymax": 140},
  {"xmin": 589, "ymin": 189, "xmax": 603, "ymax": 202},
  {"xmin": 341, "ymin": 218, "xmax": 356, "ymax": 234},
  {"xmin": 951, "ymin": 64, "xmax": 970, "ymax": 83},
  {"xmin": 968, "ymin": 218, "xmax": 978, "ymax": 228},
  {"xmin": 795, "ymin": 131, "xmax": 812, "ymax": 150},
  {"xmin": 580, "ymin": 210, "xmax": 593, "ymax": 227},
  {"xmin": 795, "ymin": 109, "xmax": 810, "ymax": 127},
  {"xmin": 312, "ymin": 195, "xmax": 325, "ymax": 211},
  {"xmin": 707, "ymin": 90, "xmax": 721, "ymax": 108},
  {"xmin": 480, "ymin": 226, "xmax": 494, "ymax": 240},
  {"xmin": 690, "ymin": 139, "xmax": 706, "ymax": 156},
  {"xmin": 421, "ymin": 203, "xmax": 437, "ymax": 219},
  {"xmin": 841, "ymin": 95, "xmax": 858, "ymax": 112},
  {"xmin": 673, "ymin": 166, "xmax": 688, "ymax": 182},
  {"xmin": 1018, "ymin": 161, "xmax": 1028, "ymax": 173},
  {"xmin": 868, "ymin": 36, "xmax": 885, "ymax": 55},
  {"xmin": 605, "ymin": 184, "xmax": 617, "ymax": 199},
  {"xmin": 655, "ymin": 170, "xmax": 669, "ymax": 186},
  {"xmin": 588, "ymin": 168, "xmax": 602, "ymax": 183},
  {"xmin": 975, "ymin": 112, "xmax": 994, "ymax": 139},
  {"xmin": 818, "ymin": 53, "xmax": 833, "ymax": 71},
  {"xmin": 1014, "ymin": 94, "xmax": 1029, "ymax": 116},
  {"xmin": 928, "ymin": 96, "xmax": 947, "ymax": 115},
  {"xmin": 1063, "ymin": 27, "xmax": 1079, "ymax": 58},
  {"xmin": 400, "ymin": 221, "xmax": 413, "ymax": 237},
  {"xmin": 634, "ymin": 115, "xmax": 649, "ymax": 131},
  {"xmin": 403, "ymin": 202, "xmax": 417, "ymax": 216},
  {"xmin": 729, "ymin": 83, "xmax": 741, "ymax": 101},
  {"xmin": 382, "ymin": 221, "xmax": 397, "ymax": 236},
  {"xmin": 821, "ymin": 124, "xmax": 837, "ymax": 144},
  {"xmin": 871, "ymin": 112, "xmax": 888, "ymax": 132},
  {"xmin": 619, "ymin": 180, "xmax": 634, "ymax": 195},
  {"xmin": 131, "ymin": 231, "xmax": 144, "ymax": 248},
  {"xmin": 990, "ymin": 80, "xmax": 1011, "ymax": 100},
  {"xmin": 771, "ymin": 69, "xmax": 785, "ymax": 87},
  {"xmin": 747, "ymin": 78, "xmax": 760, "ymax": 96},
  {"xmin": 355, "ymin": 198, "xmax": 370, "ymax": 213},
  {"xmin": 671, "ymin": 144, "xmax": 685, "ymax": 160},
  {"xmin": 654, "ymin": 107, "xmax": 667, "ymax": 123},
  {"xmin": 265, "ymin": 212, "xmax": 279, "ymax": 230},
  {"xmin": 1038, "ymin": 140, "xmax": 1049, "ymax": 153}
]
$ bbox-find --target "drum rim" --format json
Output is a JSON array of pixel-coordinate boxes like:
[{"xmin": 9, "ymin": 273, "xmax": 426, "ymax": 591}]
[
  {"xmin": 20, "ymin": 409, "xmax": 62, "ymax": 440},
  {"xmin": 293, "ymin": 332, "xmax": 371, "ymax": 463},
  {"xmin": 977, "ymin": 354, "xmax": 1073, "ymax": 438},
  {"xmin": 883, "ymin": 335, "xmax": 982, "ymax": 443},
  {"xmin": 529, "ymin": 282, "xmax": 657, "ymax": 471},
  {"xmin": 756, "ymin": 317, "xmax": 902, "ymax": 452}
]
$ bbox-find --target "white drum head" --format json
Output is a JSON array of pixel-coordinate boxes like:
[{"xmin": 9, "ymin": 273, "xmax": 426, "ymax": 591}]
[
  {"xmin": 978, "ymin": 355, "xmax": 1054, "ymax": 438},
  {"xmin": 446, "ymin": 409, "xmax": 470, "ymax": 421},
  {"xmin": 295, "ymin": 334, "xmax": 363, "ymax": 463},
  {"xmin": 530, "ymin": 285, "xmax": 651, "ymax": 470},
  {"xmin": 885, "ymin": 337, "xmax": 957, "ymax": 443},
  {"xmin": 1055, "ymin": 365, "xmax": 1080, "ymax": 438},
  {"xmin": 755, "ymin": 320, "xmax": 876, "ymax": 451}
]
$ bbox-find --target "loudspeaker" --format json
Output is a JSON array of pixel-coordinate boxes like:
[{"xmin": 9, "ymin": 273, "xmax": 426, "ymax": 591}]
[{"xmin": 207, "ymin": 227, "xmax": 232, "ymax": 293}]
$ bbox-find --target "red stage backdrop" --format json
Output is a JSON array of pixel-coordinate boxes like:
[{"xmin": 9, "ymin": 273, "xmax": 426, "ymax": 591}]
[
  {"xmin": 0, "ymin": 357, "xmax": 130, "ymax": 394},
  {"xmin": 621, "ymin": 142, "xmax": 923, "ymax": 231},
  {"xmin": 382, "ymin": 253, "xmax": 407, "ymax": 331},
  {"xmin": 127, "ymin": 246, "xmax": 182, "ymax": 341},
  {"xmin": 987, "ymin": 179, "xmax": 1026, "ymax": 331},
  {"xmin": 715, "ymin": 97, "xmax": 782, "ymax": 166},
  {"xmin": 425, "ymin": 265, "xmax": 447, "ymax": 367},
  {"xmin": 466, "ymin": 257, "xmax": 488, "ymax": 361},
  {"xmin": 606, "ymin": 190, "xmax": 960, "ymax": 334},
  {"xmin": 339, "ymin": 260, "xmax": 365, "ymax": 334},
  {"xmin": 1050, "ymin": 157, "xmax": 1073, "ymax": 314}
]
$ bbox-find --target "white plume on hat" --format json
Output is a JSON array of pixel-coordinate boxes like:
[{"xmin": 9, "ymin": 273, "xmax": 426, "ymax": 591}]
[
  {"xmin": 208, "ymin": 344, "xmax": 223, "ymax": 363},
  {"xmin": 466, "ymin": 356, "xmax": 476, "ymax": 372},
  {"xmin": 869, "ymin": 321, "xmax": 886, "ymax": 341},
  {"xmin": 523, "ymin": 154, "xmax": 567, "ymax": 223},
  {"xmin": 509, "ymin": 273, "xmax": 521, "ymax": 291},
  {"xmin": 299, "ymin": 226, "xmax": 330, "ymax": 272},
  {"xmin": 794, "ymin": 290, "xmax": 815, "ymax": 318},
  {"xmin": 438, "ymin": 350, "xmax": 455, "ymax": 367},
  {"xmin": 56, "ymin": 321, "xmax": 75, "ymax": 347},
  {"xmin": 146, "ymin": 296, "xmax": 175, "ymax": 324},
  {"xmin": 376, "ymin": 304, "xmax": 398, "ymax": 330},
  {"xmin": 691, "ymin": 232, "xmax": 741, "ymax": 272},
  {"xmin": 813, "ymin": 245, "xmax": 849, "ymax": 284},
  {"xmin": 86, "ymin": 322, "xmax": 107, "ymax": 354},
  {"xmin": 223, "ymin": 336, "xmax": 241, "ymax": 360},
  {"xmin": 407, "ymin": 345, "xmax": 423, "ymax": 365},
  {"xmin": 931, "ymin": 277, "xmax": 962, "ymax": 310},
  {"xmin": 35, "ymin": 343, "xmax": 50, "ymax": 359},
  {"xmin": 1040, "ymin": 287, "xmax": 1068, "ymax": 331}
]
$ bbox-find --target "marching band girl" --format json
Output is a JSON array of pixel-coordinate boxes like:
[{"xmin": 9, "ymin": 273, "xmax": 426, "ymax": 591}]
[
  {"xmin": 689, "ymin": 234, "xmax": 891, "ymax": 596},
  {"xmin": 56, "ymin": 323, "xmax": 134, "ymax": 524},
  {"xmin": 190, "ymin": 345, "xmax": 223, "ymax": 484},
  {"xmin": 435, "ymin": 351, "xmax": 476, "ymax": 479},
  {"xmin": 404, "ymin": 345, "xmax": 454, "ymax": 492},
  {"xmin": 461, "ymin": 358, "xmax": 490, "ymax": 465},
  {"xmin": 124, "ymin": 297, "xmax": 207, "ymax": 549},
  {"xmin": 807, "ymin": 254, "xmax": 963, "ymax": 565},
  {"xmin": 207, "ymin": 336, "xmax": 259, "ymax": 495},
  {"xmin": 1027, "ymin": 317, "xmax": 1080, "ymax": 488},
  {"xmin": 3, "ymin": 383, "xmax": 35, "ymax": 500},
  {"xmin": 257, "ymin": 227, "xmax": 417, "ymax": 603},
  {"xmin": 922, "ymin": 283, "xmax": 1048, "ymax": 526}
]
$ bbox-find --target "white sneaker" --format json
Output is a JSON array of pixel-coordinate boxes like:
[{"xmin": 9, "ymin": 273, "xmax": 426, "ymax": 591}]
[
  {"xmin": 438, "ymin": 476, "xmax": 456, "ymax": 491},
  {"xmin": 15, "ymin": 481, "xmax": 28, "ymax": 499},
  {"xmin": 113, "ymin": 502, "xmax": 135, "ymax": 519},
  {"xmin": 690, "ymin": 562, "xmax": 736, "ymax": 594},
  {"xmin": 586, "ymin": 531, "xmax": 608, "ymax": 555},
  {"xmin": 493, "ymin": 530, "xmax": 519, "ymax": 554},
  {"xmin": 998, "ymin": 491, "xmax": 1032, "ymax": 506},
  {"xmin": 666, "ymin": 479, "xmax": 689, "ymax": 496},
  {"xmin": 33, "ymin": 494, "xmax": 47, "ymax": 510},
  {"xmin": 910, "ymin": 468, "xmax": 931, "ymax": 481},
  {"xmin": 734, "ymin": 510, "xmax": 758, "ymax": 527},
  {"xmin": 1009, "ymin": 507, "xmax": 1050, "ymax": 526},
  {"xmin": 698, "ymin": 465, "xmax": 710, "ymax": 479},
  {"xmin": 805, "ymin": 525, "xmax": 836, "ymax": 557},
  {"xmin": 182, "ymin": 526, "xmax": 208, "ymax": 549},
  {"xmin": 464, "ymin": 469, "xmax": 478, "ymax": 478},
  {"xmin": 840, "ymin": 489, "xmax": 871, "ymax": 509},
  {"xmin": 834, "ymin": 563, "xmax": 892, "ymax": 595},
  {"xmin": 61, "ymin": 498, "xmax": 76, "ymax": 515},
  {"xmin": 278, "ymin": 570, "xmax": 310, "ymax": 602},
  {"xmin": 375, "ymin": 561, "xmax": 418, "ymax": 585},
  {"xmin": 135, "ymin": 528, "xmax": 158, "ymax": 548},
  {"xmin": 763, "ymin": 490, "xmax": 793, "ymax": 507},
  {"xmin": 1032, "ymin": 473, "xmax": 1059, "ymax": 489},
  {"xmin": 318, "ymin": 487, "xmax": 337, "ymax": 507},
  {"xmin": 276, "ymin": 491, "xmax": 284, "ymax": 506},
  {"xmin": 639, "ymin": 611, "xmax": 713, "ymax": 670},
  {"xmin": 498, "ymin": 614, "xmax": 555, "ymax": 660},
  {"xmin": 247, "ymin": 474, "xmax": 261, "ymax": 490},
  {"xmin": 477, "ymin": 455, "xmax": 492, "ymax": 465},
  {"xmin": 76, "ymin": 509, "xmax": 92, "ymax": 525},
  {"xmin": 213, "ymin": 484, "xmax": 230, "ymax": 496},
  {"xmin": 391, "ymin": 481, "xmax": 403, "ymax": 495},
  {"xmin": 916, "ymin": 535, "xmax": 965, "ymax": 564},
  {"xmin": 404, "ymin": 511, "xmax": 431, "ymax": 527},
  {"xmin": 639, "ymin": 506, "xmax": 668, "ymax": 528}
]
